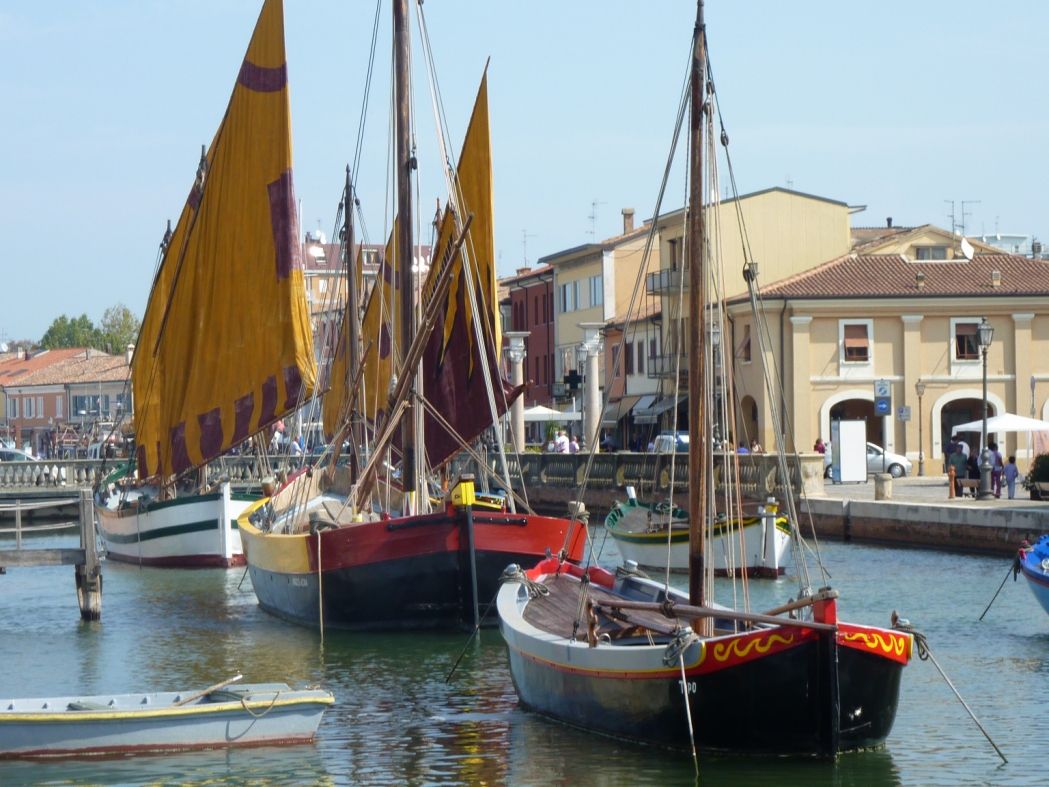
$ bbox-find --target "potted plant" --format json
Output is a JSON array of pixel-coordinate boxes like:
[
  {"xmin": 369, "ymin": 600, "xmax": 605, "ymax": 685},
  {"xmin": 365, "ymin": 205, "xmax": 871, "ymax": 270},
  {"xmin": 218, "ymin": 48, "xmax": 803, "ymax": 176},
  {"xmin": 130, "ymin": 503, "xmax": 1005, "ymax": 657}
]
[{"xmin": 1022, "ymin": 453, "xmax": 1049, "ymax": 499}]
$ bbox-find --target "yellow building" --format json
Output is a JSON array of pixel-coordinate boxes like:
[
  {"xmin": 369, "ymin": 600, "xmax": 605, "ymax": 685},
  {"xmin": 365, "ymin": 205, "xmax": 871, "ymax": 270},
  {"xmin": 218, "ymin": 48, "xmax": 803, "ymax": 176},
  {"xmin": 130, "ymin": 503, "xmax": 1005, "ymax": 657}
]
[
  {"xmin": 726, "ymin": 228, "xmax": 1049, "ymax": 471},
  {"xmin": 542, "ymin": 209, "xmax": 659, "ymax": 392}
]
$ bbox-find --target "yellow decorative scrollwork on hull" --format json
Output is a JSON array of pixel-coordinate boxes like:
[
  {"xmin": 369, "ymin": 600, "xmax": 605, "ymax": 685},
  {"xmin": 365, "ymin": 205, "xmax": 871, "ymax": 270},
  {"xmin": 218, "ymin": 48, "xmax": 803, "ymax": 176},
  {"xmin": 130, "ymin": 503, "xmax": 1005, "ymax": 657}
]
[
  {"xmin": 712, "ymin": 633, "xmax": 794, "ymax": 663},
  {"xmin": 843, "ymin": 631, "xmax": 908, "ymax": 658}
]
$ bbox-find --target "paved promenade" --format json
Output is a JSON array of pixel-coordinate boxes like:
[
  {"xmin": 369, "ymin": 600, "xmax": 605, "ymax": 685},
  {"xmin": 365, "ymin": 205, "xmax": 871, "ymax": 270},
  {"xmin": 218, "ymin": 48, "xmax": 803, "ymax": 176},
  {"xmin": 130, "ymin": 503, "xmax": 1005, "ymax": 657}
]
[{"xmin": 821, "ymin": 474, "xmax": 1049, "ymax": 511}]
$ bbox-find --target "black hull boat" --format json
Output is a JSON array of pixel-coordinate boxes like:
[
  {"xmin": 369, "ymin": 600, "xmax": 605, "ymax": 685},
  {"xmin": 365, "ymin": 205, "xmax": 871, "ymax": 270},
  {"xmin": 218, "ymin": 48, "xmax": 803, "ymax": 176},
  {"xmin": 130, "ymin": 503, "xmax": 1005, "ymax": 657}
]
[
  {"xmin": 499, "ymin": 559, "xmax": 909, "ymax": 757},
  {"xmin": 240, "ymin": 484, "xmax": 587, "ymax": 631}
]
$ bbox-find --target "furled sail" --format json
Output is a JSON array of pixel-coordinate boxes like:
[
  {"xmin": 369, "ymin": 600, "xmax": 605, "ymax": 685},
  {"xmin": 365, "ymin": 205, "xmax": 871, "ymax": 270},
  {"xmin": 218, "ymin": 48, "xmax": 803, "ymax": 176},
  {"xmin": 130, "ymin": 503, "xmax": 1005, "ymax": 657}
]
[
  {"xmin": 134, "ymin": 0, "xmax": 316, "ymax": 479},
  {"xmin": 418, "ymin": 71, "xmax": 520, "ymax": 469}
]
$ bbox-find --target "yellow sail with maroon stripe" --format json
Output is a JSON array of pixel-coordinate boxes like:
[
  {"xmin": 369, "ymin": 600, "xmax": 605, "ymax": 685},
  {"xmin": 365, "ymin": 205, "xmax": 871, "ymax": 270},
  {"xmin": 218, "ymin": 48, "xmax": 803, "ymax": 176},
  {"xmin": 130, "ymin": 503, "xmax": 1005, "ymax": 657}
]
[
  {"xmin": 418, "ymin": 71, "xmax": 517, "ymax": 469},
  {"xmin": 134, "ymin": 0, "xmax": 315, "ymax": 479}
]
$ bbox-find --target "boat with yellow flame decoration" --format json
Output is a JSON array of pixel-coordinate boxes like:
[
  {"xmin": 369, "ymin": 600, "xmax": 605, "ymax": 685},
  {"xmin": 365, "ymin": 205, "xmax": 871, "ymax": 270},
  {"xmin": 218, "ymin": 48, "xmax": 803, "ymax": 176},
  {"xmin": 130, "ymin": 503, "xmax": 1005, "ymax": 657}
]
[{"xmin": 498, "ymin": 0, "xmax": 911, "ymax": 758}]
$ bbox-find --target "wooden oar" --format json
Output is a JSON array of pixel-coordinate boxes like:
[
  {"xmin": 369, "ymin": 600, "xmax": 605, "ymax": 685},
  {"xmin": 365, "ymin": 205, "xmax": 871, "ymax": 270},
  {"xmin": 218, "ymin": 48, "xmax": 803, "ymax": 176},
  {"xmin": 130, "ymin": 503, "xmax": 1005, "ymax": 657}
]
[{"xmin": 172, "ymin": 674, "xmax": 243, "ymax": 707}]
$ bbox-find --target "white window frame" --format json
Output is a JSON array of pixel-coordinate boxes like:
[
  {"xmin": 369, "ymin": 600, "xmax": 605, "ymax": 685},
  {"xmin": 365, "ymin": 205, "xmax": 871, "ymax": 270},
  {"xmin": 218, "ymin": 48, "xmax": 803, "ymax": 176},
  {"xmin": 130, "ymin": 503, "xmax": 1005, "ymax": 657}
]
[
  {"xmin": 36, "ymin": 397, "xmax": 43, "ymax": 419},
  {"xmin": 838, "ymin": 318, "xmax": 874, "ymax": 375},
  {"xmin": 318, "ymin": 278, "xmax": 328, "ymax": 293},
  {"xmin": 23, "ymin": 397, "xmax": 34, "ymax": 419},
  {"xmin": 738, "ymin": 323, "xmax": 753, "ymax": 365},
  {"xmin": 56, "ymin": 395, "xmax": 63, "ymax": 419},
  {"xmin": 7, "ymin": 397, "xmax": 17, "ymax": 419},
  {"xmin": 949, "ymin": 317, "xmax": 983, "ymax": 376},
  {"xmin": 589, "ymin": 275, "xmax": 603, "ymax": 308}
]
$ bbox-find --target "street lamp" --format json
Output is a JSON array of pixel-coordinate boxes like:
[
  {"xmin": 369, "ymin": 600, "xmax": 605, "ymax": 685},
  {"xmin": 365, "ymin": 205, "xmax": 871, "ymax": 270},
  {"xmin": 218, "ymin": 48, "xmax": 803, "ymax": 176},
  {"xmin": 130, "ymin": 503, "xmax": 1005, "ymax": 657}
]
[
  {"xmin": 915, "ymin": 380, "xmax": 926, "ymax": 476},
  {"xmin": 977, "ymin": 317, "xmax": 995, "ymax": 500}
]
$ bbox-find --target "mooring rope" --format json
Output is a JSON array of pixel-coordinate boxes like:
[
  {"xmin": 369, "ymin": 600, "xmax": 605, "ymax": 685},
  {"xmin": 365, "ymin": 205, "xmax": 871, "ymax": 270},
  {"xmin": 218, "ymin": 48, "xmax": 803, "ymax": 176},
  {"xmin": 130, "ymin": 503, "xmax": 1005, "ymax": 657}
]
[
  {"xmin": 239, "ymin": 691, "xmax": 281, "ymax": 719},
  {"xmin": 892, "ymin": 613, "xmax": 1007, "ymax": 764}
]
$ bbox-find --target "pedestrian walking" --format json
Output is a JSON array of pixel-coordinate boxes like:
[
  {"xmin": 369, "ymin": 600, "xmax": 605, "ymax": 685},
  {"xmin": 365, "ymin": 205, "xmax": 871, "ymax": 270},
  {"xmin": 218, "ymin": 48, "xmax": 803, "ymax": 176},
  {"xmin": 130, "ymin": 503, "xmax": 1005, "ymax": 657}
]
[{"xmin": 1004, "ymin": 456, "xmax": 1019, "ymax": 499}]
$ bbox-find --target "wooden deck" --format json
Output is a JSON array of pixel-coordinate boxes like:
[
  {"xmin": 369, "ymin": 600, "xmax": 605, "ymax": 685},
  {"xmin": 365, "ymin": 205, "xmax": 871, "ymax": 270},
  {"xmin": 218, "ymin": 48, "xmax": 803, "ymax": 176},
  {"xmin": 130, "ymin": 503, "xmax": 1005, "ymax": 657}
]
[{"xmin": 522, "ymin": 574, "xmax": 683, "ymax": 642}]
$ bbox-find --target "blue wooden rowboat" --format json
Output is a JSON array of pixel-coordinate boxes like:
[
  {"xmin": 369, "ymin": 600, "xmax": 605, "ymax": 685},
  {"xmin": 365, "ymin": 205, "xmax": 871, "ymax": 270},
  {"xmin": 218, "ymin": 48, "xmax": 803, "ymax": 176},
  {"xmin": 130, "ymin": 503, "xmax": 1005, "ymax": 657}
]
[
  {"xmin": 0, "ymin": 681, "xmax": 333, "ymax": 758},
  {"xmin": 1019, "ymin": 535, "xmax": 1049, "ymax": 617}
]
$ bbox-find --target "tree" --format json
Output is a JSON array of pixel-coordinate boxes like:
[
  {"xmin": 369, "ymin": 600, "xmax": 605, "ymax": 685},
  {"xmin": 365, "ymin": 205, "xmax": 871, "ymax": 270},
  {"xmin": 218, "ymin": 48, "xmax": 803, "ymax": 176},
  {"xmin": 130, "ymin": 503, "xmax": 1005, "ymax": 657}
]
[
  {"xmin": 40, "ymin": 314, "xmax": 100, "ymax": 349},
  {"xmin": 98, "ymin": 303, "xmax": 141, "ymax": 352}
]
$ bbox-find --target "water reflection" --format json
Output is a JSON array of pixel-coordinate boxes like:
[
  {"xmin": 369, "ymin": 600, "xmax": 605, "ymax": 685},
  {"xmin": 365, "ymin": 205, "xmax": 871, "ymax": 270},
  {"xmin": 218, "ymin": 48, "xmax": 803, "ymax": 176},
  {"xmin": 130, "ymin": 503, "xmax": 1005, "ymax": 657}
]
[
  {"xmin": 0, "ymin": 533, "xmax": 1044, "ymax": 786},
  {"xmin": 1, "ymin": 745, "xmax": 331, "ymax": 787}
]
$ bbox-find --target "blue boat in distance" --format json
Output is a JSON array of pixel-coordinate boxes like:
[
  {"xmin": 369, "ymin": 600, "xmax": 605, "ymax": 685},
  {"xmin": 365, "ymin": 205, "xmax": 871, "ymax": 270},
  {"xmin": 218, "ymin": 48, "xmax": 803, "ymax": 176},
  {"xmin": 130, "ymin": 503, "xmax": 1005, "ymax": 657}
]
[{"xmin": 1018, "ymin": 536, "xmax": 1049, "ymax": 616}]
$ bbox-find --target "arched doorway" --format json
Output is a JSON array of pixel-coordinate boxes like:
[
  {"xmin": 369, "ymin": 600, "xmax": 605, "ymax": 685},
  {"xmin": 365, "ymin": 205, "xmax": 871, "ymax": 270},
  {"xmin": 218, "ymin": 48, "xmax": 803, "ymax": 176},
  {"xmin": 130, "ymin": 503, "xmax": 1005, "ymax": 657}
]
[
  {"xmin": 829, "ymin": 399, "xmax": 882, "ymax": 447},
  {"xmin": 941, "ymin": 398, "xmax": 997, "ymax": 456},
  {"xmin": 737, "ymin": 395, "xmax": 759, "ymax": 449},
  {"xmin": 931, "ymin": 388, "xmax": 1006, "ymax": 462}
]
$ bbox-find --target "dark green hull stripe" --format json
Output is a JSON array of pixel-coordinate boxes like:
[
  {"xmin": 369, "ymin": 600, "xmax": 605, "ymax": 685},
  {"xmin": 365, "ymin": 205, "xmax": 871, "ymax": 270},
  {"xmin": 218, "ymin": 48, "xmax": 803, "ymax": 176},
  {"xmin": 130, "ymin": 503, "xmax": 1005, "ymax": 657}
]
[{"xmin": 102, "ymin": 519, "xmax": 221, "ymax": 545}]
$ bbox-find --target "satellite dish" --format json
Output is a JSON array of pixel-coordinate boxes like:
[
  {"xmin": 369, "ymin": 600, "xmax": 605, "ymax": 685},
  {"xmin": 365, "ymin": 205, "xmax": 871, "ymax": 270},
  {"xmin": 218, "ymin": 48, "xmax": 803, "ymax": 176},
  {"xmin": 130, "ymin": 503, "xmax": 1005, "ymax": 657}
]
[
  {"xmin": 960, "ymin": 237, "xmax": 975, "ymax": 261},
  {"xmin": 0, "ymin": 342, "xmax": 8, "ymax": 352}
]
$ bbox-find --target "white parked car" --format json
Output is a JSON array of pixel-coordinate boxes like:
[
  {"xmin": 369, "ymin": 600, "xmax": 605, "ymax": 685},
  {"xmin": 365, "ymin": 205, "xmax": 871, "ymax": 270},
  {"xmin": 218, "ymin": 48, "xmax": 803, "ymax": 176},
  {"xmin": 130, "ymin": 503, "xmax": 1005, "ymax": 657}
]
[{"xmin": 822, "ymin": 442, "xmax": 912, "ymax": 478}]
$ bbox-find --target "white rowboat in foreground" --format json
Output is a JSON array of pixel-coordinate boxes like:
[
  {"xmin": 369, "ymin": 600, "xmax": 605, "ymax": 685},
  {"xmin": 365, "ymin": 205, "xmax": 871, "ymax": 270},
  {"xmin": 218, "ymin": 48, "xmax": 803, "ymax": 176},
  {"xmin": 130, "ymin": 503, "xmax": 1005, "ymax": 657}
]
[{"xmin": 0, "ymin": 683, "xmax": 333, "ymax": 758}]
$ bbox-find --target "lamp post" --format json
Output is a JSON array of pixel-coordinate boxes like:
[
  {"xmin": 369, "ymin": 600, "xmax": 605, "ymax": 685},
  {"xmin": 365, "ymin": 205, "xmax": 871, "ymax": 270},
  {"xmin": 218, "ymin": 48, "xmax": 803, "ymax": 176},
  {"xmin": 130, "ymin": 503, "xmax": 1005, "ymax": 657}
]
[
  {"xmin": 915, "ymin": 380, "xmax": 926, "ymax": 477},
  {"xmin": 977, "ymin": 317, "xmax": 995, "ymax": 500}
]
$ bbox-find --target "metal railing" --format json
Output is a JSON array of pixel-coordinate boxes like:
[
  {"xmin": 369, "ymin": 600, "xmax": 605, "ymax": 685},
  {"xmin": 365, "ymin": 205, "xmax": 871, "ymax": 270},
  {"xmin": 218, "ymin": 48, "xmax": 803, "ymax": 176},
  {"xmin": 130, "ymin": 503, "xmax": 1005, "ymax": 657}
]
[
  {"xmin": 449, "ymin": 451, "xmax": 826, "ymax": 500},
  {"xmin": 646, "ymin": 268, "xmax": 684, "ymax": 296},
  {"xmin": 646, "ymin": 352, "xmax": 688, "ymax": 379}
]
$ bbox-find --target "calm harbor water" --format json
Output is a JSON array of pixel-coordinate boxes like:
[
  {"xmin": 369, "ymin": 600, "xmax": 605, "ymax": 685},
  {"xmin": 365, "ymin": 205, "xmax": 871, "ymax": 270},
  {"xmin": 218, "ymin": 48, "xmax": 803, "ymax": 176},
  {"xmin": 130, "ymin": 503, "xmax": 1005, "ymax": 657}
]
[{"xmin": 1, "ymin": 526, "xmax": 1045, "ymax": 786}]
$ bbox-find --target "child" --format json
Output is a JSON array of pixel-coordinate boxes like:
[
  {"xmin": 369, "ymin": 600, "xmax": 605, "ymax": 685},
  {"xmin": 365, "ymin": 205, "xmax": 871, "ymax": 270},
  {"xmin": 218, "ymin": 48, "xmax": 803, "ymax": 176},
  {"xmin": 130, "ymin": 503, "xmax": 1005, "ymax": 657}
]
[{"xmin": 1004, "ymin": 456, "xmax": 1020, "ymax": 499}]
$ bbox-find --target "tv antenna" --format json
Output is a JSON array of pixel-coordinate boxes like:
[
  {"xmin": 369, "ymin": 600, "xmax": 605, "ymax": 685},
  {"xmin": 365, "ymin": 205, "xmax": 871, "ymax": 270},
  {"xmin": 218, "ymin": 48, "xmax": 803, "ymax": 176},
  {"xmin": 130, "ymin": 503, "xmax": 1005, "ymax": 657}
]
[
  {"xmin": 521, "ymin": 230, "xmax": 536, "ymax": 266},
  {"xmin": 587, "ymin": 200, "xmax": 606, "ymax": 239},
  {"xmin": 960, "ymin": 200, "xmax": 980, "ymax": 237}
]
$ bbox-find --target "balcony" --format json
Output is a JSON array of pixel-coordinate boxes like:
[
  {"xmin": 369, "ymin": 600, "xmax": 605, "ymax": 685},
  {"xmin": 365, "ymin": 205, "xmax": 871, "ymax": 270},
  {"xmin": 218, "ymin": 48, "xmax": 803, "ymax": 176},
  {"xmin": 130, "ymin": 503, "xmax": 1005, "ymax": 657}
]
[
  {"xmin": 647, "ymin": 352, "xmax": 688, "ymax": 379},
  {"xmin": 646, "ymin": 268, "xmax": 686, "ymax": 296}
]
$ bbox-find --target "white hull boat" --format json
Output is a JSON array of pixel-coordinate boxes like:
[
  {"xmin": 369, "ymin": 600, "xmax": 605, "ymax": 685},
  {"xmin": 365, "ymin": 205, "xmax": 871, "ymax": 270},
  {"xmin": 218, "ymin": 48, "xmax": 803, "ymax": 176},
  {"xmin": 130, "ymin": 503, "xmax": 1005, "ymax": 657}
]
[
  {"xmin": 605, "ymin": 497, "xmax": 791, "ymax": 577},
  {"xmin": 0, "ymin": 683, "xmax": 333, "ymax": 758},
  {"xmin": 95, "ymin": 482, "xmax": 254, "ymax": 568}
]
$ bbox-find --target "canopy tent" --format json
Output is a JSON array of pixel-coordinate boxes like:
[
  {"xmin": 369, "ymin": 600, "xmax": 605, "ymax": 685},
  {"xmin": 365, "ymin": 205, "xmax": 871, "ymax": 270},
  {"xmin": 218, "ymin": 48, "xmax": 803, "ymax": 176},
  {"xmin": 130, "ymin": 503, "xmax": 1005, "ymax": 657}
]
[
  {"xmin": 951, "ymin": 413, "xmax": 1049, "ymax": 435},
  {"xmin": 523, "ymin": 405, "xmax": 581, "ymax": 423}
]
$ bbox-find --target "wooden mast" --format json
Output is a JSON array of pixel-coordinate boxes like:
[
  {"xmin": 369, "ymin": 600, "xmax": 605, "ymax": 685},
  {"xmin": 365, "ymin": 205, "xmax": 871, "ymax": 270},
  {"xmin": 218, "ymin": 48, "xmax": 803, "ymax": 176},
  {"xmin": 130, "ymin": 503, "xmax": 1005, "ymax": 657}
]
[
  {"xmin": 344, "ymin": 166, "xmax": 361, "ymax": 483},
  {"xmin": 394, "ymin": 0, "xmax": 416, "ymax": 498},
  {"xmin": 687, "ymin": 0, "xmax": 708, "ymax": 617}
]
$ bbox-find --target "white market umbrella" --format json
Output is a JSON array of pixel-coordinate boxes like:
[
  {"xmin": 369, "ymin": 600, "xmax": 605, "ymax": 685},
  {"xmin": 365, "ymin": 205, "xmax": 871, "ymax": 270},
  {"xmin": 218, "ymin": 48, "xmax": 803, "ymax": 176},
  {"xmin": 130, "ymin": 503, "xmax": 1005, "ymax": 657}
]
[
  {"xmin": 951, "ymin": 413, "xmax": 1049, "ymax": 435},
  {"xmin": 523, "ymin": 405, "xmax": 581, "ymax": 423}
]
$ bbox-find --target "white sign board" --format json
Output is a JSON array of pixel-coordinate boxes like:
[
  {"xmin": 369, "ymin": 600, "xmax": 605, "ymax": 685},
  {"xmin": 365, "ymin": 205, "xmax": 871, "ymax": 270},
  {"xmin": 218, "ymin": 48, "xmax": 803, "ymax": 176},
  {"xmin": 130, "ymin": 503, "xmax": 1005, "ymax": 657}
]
[
  {"xmin": 831, "ymin": 420, "xmax": 868, "ymax": 483},
  {"xmin": 897, "ymin": 406, "xmax": 911, "ymax": 422},
  {"xmin": 874, "ymin": 379, "xmax": 891, "ymax": 398}
]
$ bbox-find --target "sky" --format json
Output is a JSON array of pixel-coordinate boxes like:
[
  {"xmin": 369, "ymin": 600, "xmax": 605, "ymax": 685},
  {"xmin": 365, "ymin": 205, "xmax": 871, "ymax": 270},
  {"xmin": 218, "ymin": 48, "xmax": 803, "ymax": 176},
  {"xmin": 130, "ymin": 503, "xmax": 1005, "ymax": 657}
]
[{"xmin": 1, "ymin": 1, "xmax": 1047, "ymax": 343}]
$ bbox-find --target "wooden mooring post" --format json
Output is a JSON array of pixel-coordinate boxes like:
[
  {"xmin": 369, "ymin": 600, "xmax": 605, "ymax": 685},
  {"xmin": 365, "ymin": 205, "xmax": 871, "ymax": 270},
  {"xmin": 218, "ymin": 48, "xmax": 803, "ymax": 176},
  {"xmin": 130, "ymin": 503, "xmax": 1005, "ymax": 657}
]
[{"xmin": 0, "ymin": 489, "xmax": 102, "ymax": 620}]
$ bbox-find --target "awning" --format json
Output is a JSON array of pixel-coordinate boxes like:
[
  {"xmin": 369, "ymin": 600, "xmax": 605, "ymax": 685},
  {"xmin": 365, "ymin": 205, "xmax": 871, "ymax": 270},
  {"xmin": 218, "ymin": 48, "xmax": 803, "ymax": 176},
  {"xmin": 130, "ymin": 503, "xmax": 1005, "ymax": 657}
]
[
  {"xmin": 632, "ymin": 394, "xmax": 657, "ymax": 413},
  {"xmin": 843, "ymin": 324, "xmax": 869, "ymax": 349},
  {"xmin": 601, "ymin": 396, "xmax": 642, "ymax": 426},
  {"xmin": 633, "ymin": 394, "xmax": 685, "ymax": 424},
  {"xmin": 523, "ymin": 405, "xmax": 582, "ymax": 423}
]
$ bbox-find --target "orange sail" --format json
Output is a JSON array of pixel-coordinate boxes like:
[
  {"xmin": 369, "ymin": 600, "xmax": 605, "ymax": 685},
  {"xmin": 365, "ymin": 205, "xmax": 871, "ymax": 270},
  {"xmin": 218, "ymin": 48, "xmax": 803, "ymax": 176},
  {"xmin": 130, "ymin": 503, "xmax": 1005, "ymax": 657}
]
[{"xmin": 134, "ymin": 0, "xmax": 315, "ymax": 478}]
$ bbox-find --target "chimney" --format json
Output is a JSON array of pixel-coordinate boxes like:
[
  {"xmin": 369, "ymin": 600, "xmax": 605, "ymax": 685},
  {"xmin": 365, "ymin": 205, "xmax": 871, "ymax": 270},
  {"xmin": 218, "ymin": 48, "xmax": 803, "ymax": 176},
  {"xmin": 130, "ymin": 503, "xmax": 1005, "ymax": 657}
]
[
  {"xmin": 516, "ymin": 266, "xmax": 532, "ymax": 276},
  {"xmin": 887, "ymin": 217, "xmax": 893, "ymax": 228},
  {"xmin": 125, "ymin": 343, "xmax": 135, "ymax": 365},
  {"xmin": 916, "ymin": 270, "xmax": 925, "ymax": 290},
  {"xmin": 991, "ymin": 270, "xmax": 1001, "ymax": 289},
  {"xmin": 622, "ymin": 208, "xmax": 635, "ymax": 234}
]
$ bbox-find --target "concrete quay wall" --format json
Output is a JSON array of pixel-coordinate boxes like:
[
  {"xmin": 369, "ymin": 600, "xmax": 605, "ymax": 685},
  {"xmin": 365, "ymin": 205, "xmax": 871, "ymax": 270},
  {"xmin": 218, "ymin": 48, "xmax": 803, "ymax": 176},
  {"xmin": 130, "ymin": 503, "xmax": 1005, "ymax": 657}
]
[{"xmin": 801, "ymin": 497, "xmax": 1049, "ymax": 556}]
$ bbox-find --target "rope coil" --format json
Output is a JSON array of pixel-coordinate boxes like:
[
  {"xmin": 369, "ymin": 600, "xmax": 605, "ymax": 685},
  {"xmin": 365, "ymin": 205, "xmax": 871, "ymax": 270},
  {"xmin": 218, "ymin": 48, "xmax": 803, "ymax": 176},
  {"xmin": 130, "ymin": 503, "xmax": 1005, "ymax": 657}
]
[
  {"xmin": 663, "ymin": 627, "xmax": 700, "ymax": 667},
  {"xmin": 500, "ymin": 564, "xmax": 548, "ymax": 599}
]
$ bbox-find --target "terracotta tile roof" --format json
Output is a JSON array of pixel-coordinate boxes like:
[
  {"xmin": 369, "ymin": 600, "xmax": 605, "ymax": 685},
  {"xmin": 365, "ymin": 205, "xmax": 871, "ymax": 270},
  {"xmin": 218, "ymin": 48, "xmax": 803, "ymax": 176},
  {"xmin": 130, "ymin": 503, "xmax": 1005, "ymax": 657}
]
[
  {"xmin": 606, "ymin": 303, "xmax": 662, "ymax": 329},
  {"xmin": 0, "ymin": 348, "xmax": 83, "ymax": 384},
  {"xmin": 737, "ymin": 253, "xmax": 1049, "ymax": 300},
  {"xmin": 500, "ymin": 264, "xmax": 554, "ymax": 287},
  {"xmin": 4, "ymin": 352, "xmax": 130, "ymax": 387}
]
